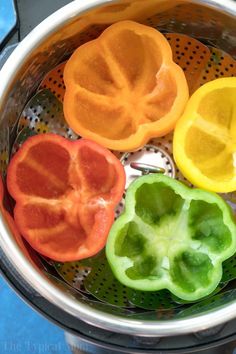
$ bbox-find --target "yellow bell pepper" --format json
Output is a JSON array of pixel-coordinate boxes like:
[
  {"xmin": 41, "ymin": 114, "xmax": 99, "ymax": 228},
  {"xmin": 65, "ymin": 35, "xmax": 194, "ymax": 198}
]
[{"xmin": 173, "ymin": 77, "xmax": 236, "ymax": 193}]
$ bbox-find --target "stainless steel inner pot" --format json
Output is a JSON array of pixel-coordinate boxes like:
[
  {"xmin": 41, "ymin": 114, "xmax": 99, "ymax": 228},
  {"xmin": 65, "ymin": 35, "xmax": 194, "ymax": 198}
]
[{"xmin": 0, "ymin": 0, "xmax": 236, "ymax": 338}]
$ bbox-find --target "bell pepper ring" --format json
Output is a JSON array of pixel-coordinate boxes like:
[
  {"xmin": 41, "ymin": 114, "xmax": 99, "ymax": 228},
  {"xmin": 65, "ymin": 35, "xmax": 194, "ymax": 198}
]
[
  {"xmin": 63, "ymin": 20, "xmax": 189, "ymax": 151},
  {"xmin": 173, "ymin": 77, "xmax": 236, "ymax": 193},
  {"xmin": 7, "ymin": 134, "xmax": 125, "ymax": 262},
  {"xmin": 106, "ymin": 174, "xmax": 236, "ymax": 301}
]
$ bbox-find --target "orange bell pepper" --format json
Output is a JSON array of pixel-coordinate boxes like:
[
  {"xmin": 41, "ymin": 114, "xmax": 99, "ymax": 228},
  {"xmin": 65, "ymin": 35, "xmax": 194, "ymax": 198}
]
[{"xmin": 64, "ymin": 21, "xmax": 189, "ymax": 151}]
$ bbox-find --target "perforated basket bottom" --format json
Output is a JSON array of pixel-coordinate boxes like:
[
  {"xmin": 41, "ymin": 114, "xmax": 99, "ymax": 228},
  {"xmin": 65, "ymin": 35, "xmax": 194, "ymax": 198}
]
[{"xmin": 8, "ymin": 32, "xmax": 236, "ymax": 315}]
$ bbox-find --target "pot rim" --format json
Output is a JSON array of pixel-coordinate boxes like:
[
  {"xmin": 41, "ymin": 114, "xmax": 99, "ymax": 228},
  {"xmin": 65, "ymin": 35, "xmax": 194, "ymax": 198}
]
[{"xmin": 0, "ymin": 0, "xmax": 236, "ymax": 336}]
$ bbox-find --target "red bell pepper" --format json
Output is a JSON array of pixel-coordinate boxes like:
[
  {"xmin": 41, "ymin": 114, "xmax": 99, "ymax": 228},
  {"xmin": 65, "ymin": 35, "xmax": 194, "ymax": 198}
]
[{"xmin": 7, "ymin": 134, "xmax": 125, "ymax": 261}]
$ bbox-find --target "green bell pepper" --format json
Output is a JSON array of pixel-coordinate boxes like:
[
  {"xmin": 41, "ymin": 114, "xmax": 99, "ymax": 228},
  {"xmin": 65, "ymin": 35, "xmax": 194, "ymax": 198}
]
[{"xmin": 106, "ymin": 175, "xmax": 236, "ymax": 301}]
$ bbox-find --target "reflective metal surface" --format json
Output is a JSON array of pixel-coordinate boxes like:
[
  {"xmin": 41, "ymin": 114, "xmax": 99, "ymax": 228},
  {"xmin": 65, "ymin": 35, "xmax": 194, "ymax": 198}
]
[{"xmin": 0, "ymin": 0, "xmax": 236, "ymax": 337}]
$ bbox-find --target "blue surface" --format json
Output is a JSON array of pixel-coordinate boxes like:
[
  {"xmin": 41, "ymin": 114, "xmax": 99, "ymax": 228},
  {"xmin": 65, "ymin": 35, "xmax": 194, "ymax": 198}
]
[
  {"xmin": 0, "ymin": 276, "xmax": 71, "ymax": 353},
  {"xmin": 0, "ymin": 0, "xmax": 17, "ymax": 45}
]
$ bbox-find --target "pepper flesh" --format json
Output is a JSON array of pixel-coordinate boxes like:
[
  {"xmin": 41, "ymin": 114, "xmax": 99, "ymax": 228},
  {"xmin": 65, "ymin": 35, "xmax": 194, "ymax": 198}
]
[
  {"xmin": 7, "ymin": 134, "xmax": 125, "ymax": 262},
  {"xmin": 106, "ymin": 174, "xmax": 236, "ymax": 301},
  {"xmin": 173, "ymin": 77, "xmax": 236, "ymax": 193},
  {"xmin": 63, "ymin": 21, "xmax": 189, "ymax": 151}
]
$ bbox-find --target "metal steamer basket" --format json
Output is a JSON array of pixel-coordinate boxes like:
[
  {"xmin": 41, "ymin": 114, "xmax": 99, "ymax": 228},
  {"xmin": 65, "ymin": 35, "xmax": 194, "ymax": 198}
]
[{"xmin": 0, "ymin": 0, "xmax": 236, "ymax": 353}]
